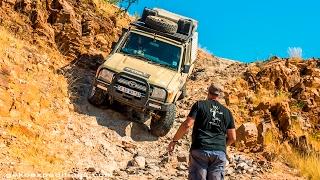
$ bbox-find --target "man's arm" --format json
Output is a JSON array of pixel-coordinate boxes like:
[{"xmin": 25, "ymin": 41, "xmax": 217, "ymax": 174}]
[
  {"xmin": 167, "ymin": 116, "xmax": 195, "ymax": 154},
  {"xmin": 172, "ymin": 116, "xmax": 195, "ymax": 141},
  {"xmin": 226, "ymin": 128, "xmax": 236, "ymax": 146},
  {"xmin": 226, "ymin": 109, "xmax": 236, "ymax": 146}
]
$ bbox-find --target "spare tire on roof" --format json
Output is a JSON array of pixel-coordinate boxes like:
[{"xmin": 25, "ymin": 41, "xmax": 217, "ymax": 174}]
[
  {"xmin": 141, "ymin": 8, "xmax": 158, "ymax": 22},
  {"xmin": 145, "ymin": 15, "xmax": 178, "ymax": 34},
  {"xmin": 177, "ymin": 19, "xmax": 193, "ymax": 36}
]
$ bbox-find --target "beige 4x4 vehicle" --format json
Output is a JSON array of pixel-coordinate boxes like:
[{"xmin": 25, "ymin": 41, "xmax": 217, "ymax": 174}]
[{"xmin": 88, "ymin": 8, "xmax": 198, "ymax": 137}]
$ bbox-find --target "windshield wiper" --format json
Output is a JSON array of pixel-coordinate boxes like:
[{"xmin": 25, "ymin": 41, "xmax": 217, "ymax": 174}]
[
  {"xmin": 122, "ymin": 51, "xmax": 146, "ymax": 60},
  {"xmin": 157, "ymin": 63, "xmax": 175, "ymax": 70},
  {"xmin": 149, "ymin": 62, "xmax": 175, "ymax": 70}
]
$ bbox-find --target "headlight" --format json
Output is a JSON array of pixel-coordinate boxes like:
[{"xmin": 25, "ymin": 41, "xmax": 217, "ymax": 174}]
[
  {"xmin": 98, "ymin": 69, "xmax": 114, "ymax": 83},
  {"xmin": 151, "ymin": 87, "xmax": 167, "ymax": 100}
]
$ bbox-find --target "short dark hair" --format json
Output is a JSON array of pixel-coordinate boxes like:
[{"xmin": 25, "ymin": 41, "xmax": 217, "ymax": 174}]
[{"xmin": 208, "ymin": 84, "xmax": 223, "ymax": 96}]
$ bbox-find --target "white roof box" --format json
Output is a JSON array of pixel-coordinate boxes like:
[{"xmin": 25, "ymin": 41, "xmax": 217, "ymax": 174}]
[{"xmin": 153, "ymin": 8, "xmax": 198, "ymax": 31}]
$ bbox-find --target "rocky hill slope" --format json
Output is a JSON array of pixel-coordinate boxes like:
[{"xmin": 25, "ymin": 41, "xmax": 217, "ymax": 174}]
[
  {"xmin": 0, "ymin": 0, "xmax": 131, "ymax": 177},
  {"xmin": 1, "ymin": 0, "xmax": 319, "ymax": 179}
]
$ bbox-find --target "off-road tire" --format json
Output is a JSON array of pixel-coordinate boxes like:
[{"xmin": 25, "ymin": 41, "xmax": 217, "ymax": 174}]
[
  {"xmin": 178, "ymin": 84, "xmax": 187, "ymax": 100},
  {"xmin": 145, "ymin": 15, "xmax": 178, "ymax": 34},
  {"xmin": 88, "ymin": 86, "xmax": 108, "ymax": 106},
  {"xmin": 150, "ymin": 104, "xmax": 176, "ymax": 137}
]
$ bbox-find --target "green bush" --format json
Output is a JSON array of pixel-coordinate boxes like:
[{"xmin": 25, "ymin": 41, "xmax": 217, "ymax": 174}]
[{"xmin": 105, "ymin": 0, "xmax": 120, "ymax": 4}]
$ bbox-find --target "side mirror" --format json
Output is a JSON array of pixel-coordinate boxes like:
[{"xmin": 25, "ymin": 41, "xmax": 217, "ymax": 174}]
[
  {"xmin": 111, "ymin": 42, "xmax": 117, "ymax": 50},
  {"xmin": 122, "ymin": 28, "xmax": 128, "ymax": 34},
  {"xmin": 182, "ymin": 65, "xmax": 190, "ymax": 73}
]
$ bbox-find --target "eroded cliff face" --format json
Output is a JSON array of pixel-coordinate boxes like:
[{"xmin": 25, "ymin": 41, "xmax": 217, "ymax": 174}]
[{"xmin": 0, "ymin": 0, "xmax": 130, "ymax": 59}]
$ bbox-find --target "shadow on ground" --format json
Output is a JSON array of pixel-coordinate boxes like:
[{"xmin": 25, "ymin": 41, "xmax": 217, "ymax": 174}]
[{"xmin": 58, "ymin": 54, "xmax": 158, "ymax": 142}]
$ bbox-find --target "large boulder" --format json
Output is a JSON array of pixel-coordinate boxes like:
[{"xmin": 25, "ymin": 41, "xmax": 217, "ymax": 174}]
[
  {"xmin": 47, "ymin": 0, "xmax": 82, "ymax": 58},
  {"xmin": 255, "ymin": 60, "xmax": 300, "ymax": 91},
  {"xmin": 302, "ymin": 98, "xmax": 317, "ymax": 112},
  {"xmin": 225, "ymin": 93, "xmax": 239, "ymax": 106},
  {"xmin": 132, "ymin": 155, "xmax": 146, "ymax": 169},
  {"xmin": 270, "ymin": 102, "xmax": 291, "ymax": 133},
  {"xmin": 14, "ymin": 0, "xmax": 32, "ymax": 14},
  {"xmin": 236, "ymin": 122, "xmax": 258, "ymax": 148},
  {"xmin": 290, "ymin": 82, "xmax": 305, "ymax": 99}
]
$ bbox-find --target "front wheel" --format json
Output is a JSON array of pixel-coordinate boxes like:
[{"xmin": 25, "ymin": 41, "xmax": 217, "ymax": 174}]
[
  {"xmin": 88, "ymin": 86, "xmax": 108, "ymax": 106},
  {"xmin": 150, "ymin": 104, "xmax": 176, "ymax": 137}
]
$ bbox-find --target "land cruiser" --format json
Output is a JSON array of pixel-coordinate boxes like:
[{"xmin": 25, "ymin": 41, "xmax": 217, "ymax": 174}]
[{"xmin": 88, "ymin": 8, "xmax": 198, "ymax": 137}]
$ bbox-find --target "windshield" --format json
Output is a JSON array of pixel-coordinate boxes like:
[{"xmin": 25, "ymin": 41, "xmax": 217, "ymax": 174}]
[{"xmin": 120, "ymin": 32, "xmax": 182, "ymax": 70}]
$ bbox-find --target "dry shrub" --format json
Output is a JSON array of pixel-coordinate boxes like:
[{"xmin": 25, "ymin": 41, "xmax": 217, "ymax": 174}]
[
  {"xmin": 281, "ymin": 149, "xmax": 320, "ymax": 180},
  {"xmin": 263, "ymin": 129, "xmax": 282, "ymax": 157},
  {"xmin": 251, "ymin": 89, "xmax": 290, "ymax": 107}
]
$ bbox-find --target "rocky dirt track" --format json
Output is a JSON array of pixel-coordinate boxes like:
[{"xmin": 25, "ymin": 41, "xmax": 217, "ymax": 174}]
[
  {"xmin": 56, "ymin": 50, "xmax": 303, "ymax": 180},
  {"xmin": 0, "ymin": 0, "xmax": 311, "ymax": 179}
]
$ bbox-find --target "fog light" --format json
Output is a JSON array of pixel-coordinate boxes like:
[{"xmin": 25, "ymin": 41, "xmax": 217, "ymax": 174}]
[
  {"xmin": 149, "ymin": 103, "xmax": 161, "ymax": 109},
  {"xmin": 97, "ymin": 84, "xmax": 108, "ymax": 91}
]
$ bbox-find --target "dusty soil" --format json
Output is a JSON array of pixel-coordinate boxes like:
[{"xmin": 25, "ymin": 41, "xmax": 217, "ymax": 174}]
[
  {"xmin": 46, "ymin": 50, "xmax": 303, "ymax": 179},
  {"xmin": 0, "ymin": 0, "xmax": 312, "ymax": 179}
]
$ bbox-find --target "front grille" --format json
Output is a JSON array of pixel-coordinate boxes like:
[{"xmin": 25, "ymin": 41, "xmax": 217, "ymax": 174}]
[
  {"xmin": 114, "ymin": 74, "xmax": 148, "ymax": 98},
  {"xmin": 117, "ymin": 77, "xmax": 147, "ymax": 92}
]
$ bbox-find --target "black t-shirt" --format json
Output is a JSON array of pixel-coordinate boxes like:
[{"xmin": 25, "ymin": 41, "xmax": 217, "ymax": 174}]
[{"xmin": 188, "ymin": 100, "xmax": 235, "ymax": 152}]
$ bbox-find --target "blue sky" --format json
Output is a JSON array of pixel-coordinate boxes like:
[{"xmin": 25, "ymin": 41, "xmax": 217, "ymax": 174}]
[{"xmin": 128, "ymin": 0, "xmax": 320, "ymax": 62}]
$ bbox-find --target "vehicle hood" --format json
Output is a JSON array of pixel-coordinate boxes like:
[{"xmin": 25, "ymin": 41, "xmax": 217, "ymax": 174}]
[{"xmin": 103, "ymin": 53, "xmax": 179, "ymax": 88}]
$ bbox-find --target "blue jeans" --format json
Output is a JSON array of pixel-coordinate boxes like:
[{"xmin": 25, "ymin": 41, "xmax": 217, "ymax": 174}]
[{"xmin": 189, "ymin": 149, "xmax": 226, "ymax": 180}]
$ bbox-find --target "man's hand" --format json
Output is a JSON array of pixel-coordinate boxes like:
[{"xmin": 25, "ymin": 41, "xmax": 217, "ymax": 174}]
[
  {"xmin": 167, "ymin": 117, "xmax": 195, "ymax": 155},
  {"xmin": 167, "ymin": 141, "xmax": 177, "ymax": 155}
]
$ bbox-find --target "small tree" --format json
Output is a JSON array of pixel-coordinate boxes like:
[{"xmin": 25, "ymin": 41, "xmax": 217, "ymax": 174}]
[
  {"xmin": 104, "ymin": 0, "xmax": 138, "ymax": 14},
  {"xmin": 119, "ymin": 0, "xmax": 138, "ymax": 13},
  {"xmin": 288, "ymin": 47, "xmax": 302, "ymax": 59}
]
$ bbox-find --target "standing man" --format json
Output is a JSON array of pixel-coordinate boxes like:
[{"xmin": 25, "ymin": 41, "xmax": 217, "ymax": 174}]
[{"xmin": 168, "ymin": 84, "xmax": 236, "ymax": 180}]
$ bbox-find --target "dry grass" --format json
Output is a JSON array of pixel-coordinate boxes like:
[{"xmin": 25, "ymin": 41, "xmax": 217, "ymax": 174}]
[
  {"xmin": 273, "ymin": 91, "xmax": 290, "ymax": 103},
  {"xmin": 268, "ymin": 120, "xmax": 320, "ymax": 180},
  {"xmin": 264, "ymin": 129, "xmax": 276, "ymax": 146},
  {"xmin": 263, "ymin": 129, "xmax": 282, "ymax": 156},
  {"xmin": 252, "ymin": 89, "xmax": 290, "ymax": 106},
  {"xmin": 281, "ymin": 149, "xmax": 320, "ymax": 180},
  {"xmin": 264, "ymin": 127, "xmax": 320, "ymax": 180},
  {"xmin": 290, "ymin": 120, "xmax": 304, "ymax": 136},
  {"xmin": 265, "ymin": 115, "xmax": 320, "ymax": 179},
  {"xmin": 263, "ymin": 125, "xmax": 320, "ymax": 179},
  {"xmin": 309, "ymin": 134, "xmax": 320, "ymax": 152}
]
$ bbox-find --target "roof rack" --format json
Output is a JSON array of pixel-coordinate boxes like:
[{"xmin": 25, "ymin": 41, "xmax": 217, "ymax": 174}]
[
  {"xmin": 153, "ymin": 8, "xmax": 198, "ymax": 31},
  {"xmin": 130, "ymin": 21, "xmax": 192, "ymax": 43}
]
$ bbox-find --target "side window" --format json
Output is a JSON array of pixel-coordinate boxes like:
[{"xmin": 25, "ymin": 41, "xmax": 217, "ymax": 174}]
[
  {"xmin": 191, "ymin": 32, "xmax": 198, "ymax": 63},
  {"xmin": 183, "ymin": 41, "xmax": 192, "ymax": 66}
]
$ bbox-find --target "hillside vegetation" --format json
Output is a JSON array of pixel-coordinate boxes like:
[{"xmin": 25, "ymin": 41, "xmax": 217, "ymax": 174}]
[{"xmin": 223, "ymin": 58, "xmax": 320, "ymax": 179}]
